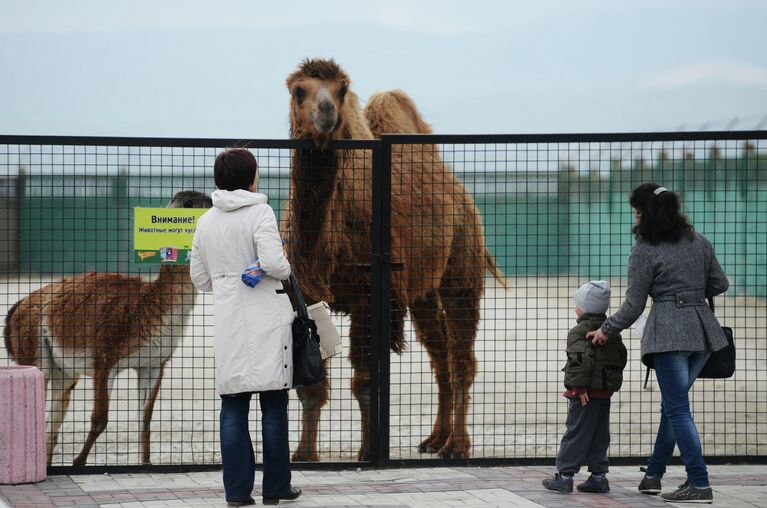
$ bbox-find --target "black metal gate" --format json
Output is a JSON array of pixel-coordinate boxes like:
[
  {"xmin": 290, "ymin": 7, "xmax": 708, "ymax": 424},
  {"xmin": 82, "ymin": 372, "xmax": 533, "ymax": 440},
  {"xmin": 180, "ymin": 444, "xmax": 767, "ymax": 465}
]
[{"xmin": 1, "ymin": 132, "xmax": 766, "ymax": 473}]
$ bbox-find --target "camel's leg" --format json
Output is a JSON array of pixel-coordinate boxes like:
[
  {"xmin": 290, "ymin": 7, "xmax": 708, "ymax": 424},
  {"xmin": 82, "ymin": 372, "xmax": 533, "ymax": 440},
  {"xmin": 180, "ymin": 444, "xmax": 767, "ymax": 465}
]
[
  {"xmin": 389, "ymin": 297, "xmax": 407, "ymax": 354},
  {"xmin": 348, "ymin": 312, "xmax": 372, "ymax": 461},
  {"xmin": 410, "ymin": 292, "xmax": 452, "ymax": 454},
  {"xmin": 73, "ymin": 368, "xmax": 114, "ymax": 466},
  {"xmin": 292, "ymin": 365, "xmax": 329, "ymax": 462},
  {"xmin": 438, "ymin": 281, "xmax": 481, "ymax": 459},
  {"xmin": 46, "ymin": 368, "xmax": 79, "ymax": 466},
  {"xmin": 136, "ymin": 363, "xmax": 166, "ymax": 465}
]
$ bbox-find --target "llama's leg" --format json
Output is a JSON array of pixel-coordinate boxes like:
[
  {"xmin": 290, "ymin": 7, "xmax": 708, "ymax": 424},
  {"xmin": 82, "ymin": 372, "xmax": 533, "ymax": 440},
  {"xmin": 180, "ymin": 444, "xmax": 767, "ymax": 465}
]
[
  {"xmin": 136, "ymin": 363, "xmax": 166, "ymax": 465},
  {"xmin": 410, "ymin": 292, "xmax": 452, "ymax": 454},
  {"xmin": 73, "ymin": 368, "xmax": 114, "ymax": 466},
  {"xmin": 46, "ymin": 369, "xmax": 79, "ymax": 466},
  {"xmin": 292, "ymin": 368, "xmax": 329, "ymax": 462},
  {"xmin": 438, "ymin": 283, "xmax": 481, "ymax": 459},
  {"xmin": 348, "ymin": 312, "xmax": 372, "ymax": 461}
]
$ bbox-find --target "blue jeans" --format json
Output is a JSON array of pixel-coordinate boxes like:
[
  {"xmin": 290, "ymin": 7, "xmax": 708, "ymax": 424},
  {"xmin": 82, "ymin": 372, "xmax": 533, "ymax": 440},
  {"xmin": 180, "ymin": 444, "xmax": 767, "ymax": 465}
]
[
  {"xmin": 646, "ymin": 351, "xmax": 710, "ymax": 488},
  {"xmin": 220, "ymin": 390, "xmax": 291, "ymax": 502}
]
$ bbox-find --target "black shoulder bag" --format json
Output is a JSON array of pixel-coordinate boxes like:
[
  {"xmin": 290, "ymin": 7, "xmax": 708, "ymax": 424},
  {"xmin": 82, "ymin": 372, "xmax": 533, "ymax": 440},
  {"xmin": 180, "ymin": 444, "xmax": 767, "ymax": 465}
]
[
  {"xmin": 290, "ymin": 274, "xmax": 326, "ymax": 387},
  {"xmin": 643, "ymin": 297, "xmax": 734, "ymax": 388},
  {"xmin": 698, "ymin": 298, "xmax": 735, "ymax": 379}
]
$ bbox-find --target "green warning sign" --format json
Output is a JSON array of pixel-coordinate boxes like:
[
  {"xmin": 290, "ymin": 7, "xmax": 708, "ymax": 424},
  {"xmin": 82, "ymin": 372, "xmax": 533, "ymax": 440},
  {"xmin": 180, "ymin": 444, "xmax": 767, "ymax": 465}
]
[{"xmin": 133, "ymin": 207, "xmax": 208, "ymax": 264}]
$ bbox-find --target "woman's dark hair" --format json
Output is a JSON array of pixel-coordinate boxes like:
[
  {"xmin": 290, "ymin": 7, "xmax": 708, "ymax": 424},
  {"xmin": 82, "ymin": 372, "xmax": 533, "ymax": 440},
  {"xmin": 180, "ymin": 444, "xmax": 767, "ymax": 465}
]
[
  {"xmin": 630, "ymin": 182, "xmax": 693, "ymax": 244},
  {"xmin": 214, "ymin": 148, "xmax": 258, "ymax": 191}
]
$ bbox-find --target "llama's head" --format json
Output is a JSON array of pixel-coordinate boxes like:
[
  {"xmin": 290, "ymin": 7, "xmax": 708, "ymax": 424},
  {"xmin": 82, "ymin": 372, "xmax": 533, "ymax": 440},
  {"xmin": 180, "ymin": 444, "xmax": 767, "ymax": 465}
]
[
  {"xmin": 167, "ymin": 190, "xmax": 212, "ymax": 209},
  {"xmin": 287, "ymin": 58, "xmax": 352, "ymax": 148}
]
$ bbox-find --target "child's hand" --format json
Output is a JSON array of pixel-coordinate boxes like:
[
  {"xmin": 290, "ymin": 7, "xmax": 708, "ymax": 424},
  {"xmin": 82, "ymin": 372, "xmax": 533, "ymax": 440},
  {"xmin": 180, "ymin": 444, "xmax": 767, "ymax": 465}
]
[{"xmin": 578, "ymin": 391, "xmax": 589, "ymax": 406}]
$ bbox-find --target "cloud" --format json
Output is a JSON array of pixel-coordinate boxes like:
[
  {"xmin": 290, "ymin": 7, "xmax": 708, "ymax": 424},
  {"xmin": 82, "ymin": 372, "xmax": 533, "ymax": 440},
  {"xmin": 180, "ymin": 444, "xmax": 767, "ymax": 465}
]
[{"xmin": 647, "ymin": 60, "xmax": 767, "ymax": 88}]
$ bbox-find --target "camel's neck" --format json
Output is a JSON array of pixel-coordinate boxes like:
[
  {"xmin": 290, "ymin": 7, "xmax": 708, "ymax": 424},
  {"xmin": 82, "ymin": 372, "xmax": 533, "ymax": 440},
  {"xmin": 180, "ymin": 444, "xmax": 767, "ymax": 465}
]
[
  {"xmin": 339, "ymin": 92, "xmax": 373, "ymax": 141},
  {"xmin": 289, "ymin": 148, "xmax": 339, "ymax": 252},
  {"xmin": 284, "ymin": 93, "xmax": 372, "ymax": 304}
]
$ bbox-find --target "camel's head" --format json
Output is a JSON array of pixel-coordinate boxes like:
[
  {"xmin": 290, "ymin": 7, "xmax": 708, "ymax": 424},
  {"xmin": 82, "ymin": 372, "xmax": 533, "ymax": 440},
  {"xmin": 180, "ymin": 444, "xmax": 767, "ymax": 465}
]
[
  {"xmin": 287, "ymin": 58, "xmax": 351, "ymax": 148},
  {"xmin": 166, "ymin": 190, "xmax": 212, "ymax": 209}
]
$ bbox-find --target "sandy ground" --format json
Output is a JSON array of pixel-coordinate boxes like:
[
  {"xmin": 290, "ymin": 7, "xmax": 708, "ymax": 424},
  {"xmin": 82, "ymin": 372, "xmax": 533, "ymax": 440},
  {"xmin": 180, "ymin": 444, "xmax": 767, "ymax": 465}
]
[{"xmin": 1, "ymin": 274, "xmax": 765, "ymax": 466}]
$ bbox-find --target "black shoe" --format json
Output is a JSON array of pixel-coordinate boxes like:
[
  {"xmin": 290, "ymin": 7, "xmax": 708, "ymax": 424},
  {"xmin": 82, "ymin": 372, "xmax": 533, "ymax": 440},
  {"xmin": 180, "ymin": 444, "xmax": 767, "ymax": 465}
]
[
  {"xmin": 542, "ymin": 473, "xmax": 573, "ymax": 493},
  {"xmin": 639, "ymin": 474, "xmax": 662, "ymax": 494},
  {"xmin": 660, "ymin": 482, "xmax": 713, "ymax": 503},
  {"xmin": 263, "ymin": 486, "xmax": 302, "ymax": 505},
  {"xmin": 226, "ymin": 497, "xmax": 255, "ymax": 507},
  {"xmin": 577, "ymin": 474, "xmax": 609, "ymax": 493}
]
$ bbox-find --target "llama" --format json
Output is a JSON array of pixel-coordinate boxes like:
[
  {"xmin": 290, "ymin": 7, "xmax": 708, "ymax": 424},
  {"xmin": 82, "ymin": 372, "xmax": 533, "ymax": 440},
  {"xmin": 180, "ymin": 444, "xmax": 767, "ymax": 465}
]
[
  {"xmin": 3, "ymin": 190, "xmax": 211, "ymax": 466},
  {"xmin": 284, "ymin": 58, "xmax": 504, "ymax": 461}
]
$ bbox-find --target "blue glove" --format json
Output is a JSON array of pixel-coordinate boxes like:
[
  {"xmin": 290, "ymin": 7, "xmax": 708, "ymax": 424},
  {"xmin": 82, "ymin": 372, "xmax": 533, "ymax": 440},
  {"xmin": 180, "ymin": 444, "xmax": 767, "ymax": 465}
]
[{"xmin": 241, "ymin": 259, "xmax": 265, "ymax": 287}]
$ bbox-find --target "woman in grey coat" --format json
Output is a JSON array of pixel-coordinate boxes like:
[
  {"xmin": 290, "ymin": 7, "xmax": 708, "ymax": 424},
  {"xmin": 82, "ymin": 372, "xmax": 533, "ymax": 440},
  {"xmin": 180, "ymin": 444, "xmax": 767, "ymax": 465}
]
[{"xmin": 587, "ymin": 182, "xmax": 729, "ymax": 504}]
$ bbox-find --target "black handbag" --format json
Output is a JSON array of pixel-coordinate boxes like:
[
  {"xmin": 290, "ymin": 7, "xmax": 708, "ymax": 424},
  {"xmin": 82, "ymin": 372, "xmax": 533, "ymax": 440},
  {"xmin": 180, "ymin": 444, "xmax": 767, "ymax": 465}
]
[
  {"xmin": 290, "ymin": 274, "xmax": 326, "ymax": 387},
  {"xmin": 698, "ymin": 298, "xmax": 735, "ymax": 379},
  {"xmin": 643, "ymin": 297, "xmax": 734, "ymax": 388}
]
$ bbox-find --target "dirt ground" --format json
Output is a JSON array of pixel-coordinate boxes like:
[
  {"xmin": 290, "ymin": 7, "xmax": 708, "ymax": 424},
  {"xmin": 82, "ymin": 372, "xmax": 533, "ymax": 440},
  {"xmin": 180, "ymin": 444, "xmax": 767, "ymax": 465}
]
[{"xmin": 1, "ymin": 274, "xmax": 765, "ymax": 466}]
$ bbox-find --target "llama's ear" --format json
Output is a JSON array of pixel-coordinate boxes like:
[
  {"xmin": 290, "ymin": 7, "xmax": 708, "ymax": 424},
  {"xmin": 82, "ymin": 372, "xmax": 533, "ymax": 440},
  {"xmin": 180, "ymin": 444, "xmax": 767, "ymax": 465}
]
[{"xmin": 338, "ymin": 80, "xmax": 348, "ymax": 101}]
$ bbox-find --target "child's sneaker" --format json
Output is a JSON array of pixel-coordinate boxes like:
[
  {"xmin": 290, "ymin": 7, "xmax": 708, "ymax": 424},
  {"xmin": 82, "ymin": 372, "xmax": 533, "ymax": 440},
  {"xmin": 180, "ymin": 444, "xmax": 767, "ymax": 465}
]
[
  {"xmin": 660, "ymin": 483, "xmax": 713, "ymax": 503},
  {"xmin": 542, "ymin": 473, "xmax": 573, "ymax": 493},
  {"xmin": 638, "ymin": 474, "xmax": 662, "ymax": 494},
  {"xmin": 577, "ymin": 474, "xmax": 609, "ymax": 493}
]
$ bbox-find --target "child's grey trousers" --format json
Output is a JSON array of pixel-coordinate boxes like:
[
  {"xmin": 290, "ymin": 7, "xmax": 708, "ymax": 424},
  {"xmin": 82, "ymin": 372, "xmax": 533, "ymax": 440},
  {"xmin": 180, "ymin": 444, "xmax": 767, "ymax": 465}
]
[{"xmin": 555, "ymin": 397, "xmax": 611, "ymax": 475}]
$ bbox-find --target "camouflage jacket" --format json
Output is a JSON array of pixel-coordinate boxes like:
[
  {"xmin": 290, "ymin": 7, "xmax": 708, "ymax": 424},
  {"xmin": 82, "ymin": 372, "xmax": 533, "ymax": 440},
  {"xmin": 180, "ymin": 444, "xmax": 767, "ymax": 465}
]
[{"xmin": 563, "ymin": 314, "xmax": 627, "ymax": 392}]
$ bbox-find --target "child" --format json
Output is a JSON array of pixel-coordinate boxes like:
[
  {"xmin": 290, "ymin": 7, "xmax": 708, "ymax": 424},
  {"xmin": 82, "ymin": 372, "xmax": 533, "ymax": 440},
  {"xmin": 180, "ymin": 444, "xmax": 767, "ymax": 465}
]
[{"xmin": 543, "ymin": 280, "xmax": 627, "ymax": 494}]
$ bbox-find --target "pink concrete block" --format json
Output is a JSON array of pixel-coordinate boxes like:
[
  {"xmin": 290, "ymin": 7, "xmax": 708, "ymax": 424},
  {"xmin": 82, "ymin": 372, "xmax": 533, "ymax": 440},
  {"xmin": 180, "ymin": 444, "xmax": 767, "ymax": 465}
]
[{"xmin": 0, "ymin": 365, "xmax": 46, "ymax": 484}]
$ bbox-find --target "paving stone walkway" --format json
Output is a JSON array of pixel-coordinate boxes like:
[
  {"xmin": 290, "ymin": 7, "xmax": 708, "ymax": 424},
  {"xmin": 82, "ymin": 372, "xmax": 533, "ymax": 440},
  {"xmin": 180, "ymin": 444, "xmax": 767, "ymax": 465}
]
[{"xmin": 1, "ymin": 464, "xmax": 765, "ymax": 507}]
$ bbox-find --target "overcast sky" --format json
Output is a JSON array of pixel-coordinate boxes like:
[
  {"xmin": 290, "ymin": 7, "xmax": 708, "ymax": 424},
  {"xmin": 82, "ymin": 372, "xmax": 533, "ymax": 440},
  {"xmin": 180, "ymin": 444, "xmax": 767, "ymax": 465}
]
[{"xmin": 2, "ymin": 0, "xmax": 766, "ymax": 139}]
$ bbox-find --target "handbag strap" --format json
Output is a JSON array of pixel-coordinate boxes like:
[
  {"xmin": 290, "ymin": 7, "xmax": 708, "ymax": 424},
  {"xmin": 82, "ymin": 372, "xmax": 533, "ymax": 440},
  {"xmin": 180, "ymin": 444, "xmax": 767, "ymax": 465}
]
[{"xmin": 290, "ymin": 273, "xmax": 310, "ymax": 320}]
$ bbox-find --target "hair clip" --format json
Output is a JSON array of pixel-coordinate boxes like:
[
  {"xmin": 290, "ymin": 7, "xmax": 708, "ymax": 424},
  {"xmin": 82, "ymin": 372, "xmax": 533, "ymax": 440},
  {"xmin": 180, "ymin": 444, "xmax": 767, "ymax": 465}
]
[{"xmin": 653, "ymin": 187, "xmax": 669, "ymax": 196}]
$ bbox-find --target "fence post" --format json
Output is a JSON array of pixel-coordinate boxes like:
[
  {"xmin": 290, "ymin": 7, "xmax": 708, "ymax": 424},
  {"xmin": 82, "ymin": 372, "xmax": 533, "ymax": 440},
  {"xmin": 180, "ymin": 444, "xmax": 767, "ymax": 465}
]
[
  {"xmin": 113, "ymin": 168, "xmax": 130, "ymax": 271},
  {"xmin": 16, "ymin": 168, "xmax": 26, "ymax": 272},
  {"xmin": 0, "ymin": 366, "xmax": 46, "ymax": 484},
  {"xmin": 369, "ymin": 140, "xmax": 391, "ymax": 467}
]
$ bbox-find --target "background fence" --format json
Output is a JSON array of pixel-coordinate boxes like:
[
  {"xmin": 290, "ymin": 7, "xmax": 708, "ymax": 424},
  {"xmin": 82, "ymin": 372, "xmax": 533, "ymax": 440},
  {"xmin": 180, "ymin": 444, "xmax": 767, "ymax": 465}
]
[{"xmin": 0, "ymin": 132, "xmax": 765, "ymax": 471}]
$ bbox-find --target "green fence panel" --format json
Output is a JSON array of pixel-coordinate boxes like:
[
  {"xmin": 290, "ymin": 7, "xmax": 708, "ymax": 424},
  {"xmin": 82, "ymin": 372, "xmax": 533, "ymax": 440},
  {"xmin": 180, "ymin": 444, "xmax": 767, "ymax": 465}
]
[
  {"xmin": 20, "ymin": 196, "xmax": 128, "ymax": 273},
  {"xmin": 567, "ymin": 194, "xmax": 633, "ymax": 279},
  {"xmin": 475, "ymin": 195, "xmax": 566, "ymax": 276},
  {"xmin": 743, "ymin": 187, "xmax": 767, "ymax": 297},
  {"xmin": 14, "ymin": 160, "xmax": 767, "ymax": 297}
]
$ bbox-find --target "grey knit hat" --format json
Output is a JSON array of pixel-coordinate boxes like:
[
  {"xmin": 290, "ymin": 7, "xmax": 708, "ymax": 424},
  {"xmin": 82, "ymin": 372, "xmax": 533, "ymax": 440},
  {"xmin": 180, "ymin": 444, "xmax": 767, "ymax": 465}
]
[{"xmin": 574, "ymin": 280, "xmax": 611, "ymax": 314}]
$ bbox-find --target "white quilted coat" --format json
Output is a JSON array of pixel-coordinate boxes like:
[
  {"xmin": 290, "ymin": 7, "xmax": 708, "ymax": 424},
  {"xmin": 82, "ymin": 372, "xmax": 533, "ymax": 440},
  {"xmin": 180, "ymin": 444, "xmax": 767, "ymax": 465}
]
[{"xmin": 190, "ymin": 190, "xmax": 293, "ymax": 395}]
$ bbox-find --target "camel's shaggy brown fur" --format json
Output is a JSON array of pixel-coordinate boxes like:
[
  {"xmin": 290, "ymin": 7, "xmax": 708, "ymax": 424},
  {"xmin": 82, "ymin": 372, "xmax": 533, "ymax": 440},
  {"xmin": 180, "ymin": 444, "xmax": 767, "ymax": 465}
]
[
  {"xmin": 3, "ymin": 190, "xmax": 211, "ymax": 466},
  {"xmin": 364, "ymin": 89, "xmax": 434, "ymax": 136},
  {"xmin": 283, "ymin": 58, "xmax": 504, "ymax": 462}
]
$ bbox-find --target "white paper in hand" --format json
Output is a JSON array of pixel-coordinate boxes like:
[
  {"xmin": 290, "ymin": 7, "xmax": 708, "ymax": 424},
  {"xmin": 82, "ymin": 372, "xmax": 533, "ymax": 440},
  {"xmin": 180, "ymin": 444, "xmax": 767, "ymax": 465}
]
[
  {"xmin": 632, "ymin": 314, "xmax": 648, "ymax": 338},
  {"xmin": 307, "ymin": 301, "xmax": 342, "ymax": 359}
]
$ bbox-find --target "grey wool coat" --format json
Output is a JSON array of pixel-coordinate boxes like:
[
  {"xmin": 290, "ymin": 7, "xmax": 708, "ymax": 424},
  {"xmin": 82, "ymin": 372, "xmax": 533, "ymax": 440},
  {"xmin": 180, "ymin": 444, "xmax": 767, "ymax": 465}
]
[{"xmin": 601, "ymin": 231, "xmax": 729, "ymax": 365}]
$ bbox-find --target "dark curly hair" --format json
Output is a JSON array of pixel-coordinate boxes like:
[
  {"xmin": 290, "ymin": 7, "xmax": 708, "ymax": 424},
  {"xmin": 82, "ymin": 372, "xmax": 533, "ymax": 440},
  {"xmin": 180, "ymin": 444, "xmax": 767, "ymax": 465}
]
[{"xmin": 630, "ymin": 182, "xmax": 693, "ymax": 244}]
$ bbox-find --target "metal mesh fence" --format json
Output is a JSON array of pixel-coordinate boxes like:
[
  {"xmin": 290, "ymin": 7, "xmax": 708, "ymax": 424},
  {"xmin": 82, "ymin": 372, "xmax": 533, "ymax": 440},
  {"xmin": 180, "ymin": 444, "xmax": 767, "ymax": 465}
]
[
  {"xmin": 385, "ymin": 134, "xmax": 767, "ymax": 462},
  {"xmin": 0, "ymin": 133, "xmax": 765, "ymax": 471}
]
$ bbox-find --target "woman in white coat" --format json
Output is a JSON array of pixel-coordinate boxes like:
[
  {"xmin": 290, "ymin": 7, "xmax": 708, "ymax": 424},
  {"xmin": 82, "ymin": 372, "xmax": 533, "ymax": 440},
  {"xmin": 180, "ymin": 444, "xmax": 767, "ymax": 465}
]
[{"xmin": 190, "ymin": 148, "xmax": 301, "ymax": 506}]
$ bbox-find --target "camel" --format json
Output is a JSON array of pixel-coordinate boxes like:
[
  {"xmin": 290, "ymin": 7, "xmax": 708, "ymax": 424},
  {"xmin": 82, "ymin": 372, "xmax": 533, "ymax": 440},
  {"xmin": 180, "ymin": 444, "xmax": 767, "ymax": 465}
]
[
  {"xmin": 3, "ymin": 190, "xmax": 211, "ymax": 466},
  {"xmin": 283, "ymin": 58, "xmax": 504, "ymax": 461}
]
